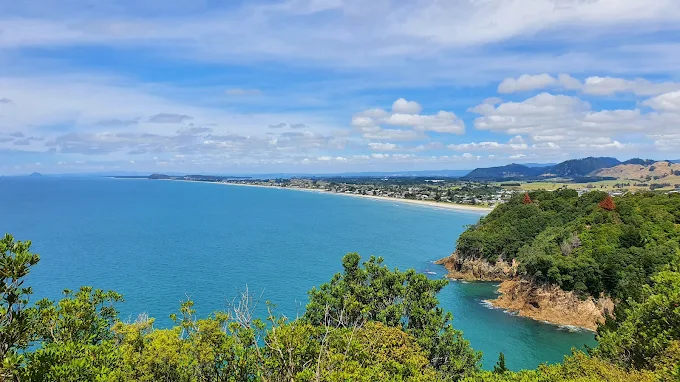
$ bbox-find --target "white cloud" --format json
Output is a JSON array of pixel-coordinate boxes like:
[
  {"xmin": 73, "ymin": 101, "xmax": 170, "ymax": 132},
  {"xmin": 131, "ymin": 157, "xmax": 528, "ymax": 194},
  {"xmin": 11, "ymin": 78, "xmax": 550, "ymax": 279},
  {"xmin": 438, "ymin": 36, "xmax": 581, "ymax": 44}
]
[
  {"xmin": 447, "ymin": 135, "xmax": 528, "ymax": 152},
  {"xmin": 496, "ymin": 74, "xmax": 680, "ymax": 96},
  {"xmin": 643, "ymin": 91, "xmax": 680, "ymax": 112},
  {"xmin": 582, "ymin": 76, "xmax": 680, "ymax": 96},
  {"xmin": 498, "ymin": 74, "xmax": 557, "ymax": 93},
  {"xmin": 467, "ymin": 91, "xmax": 680, "ymax": 154},
  {"xmin": 391, "ymin": 98, "xmax": 422, "ymax": 114},
  {"xmin": 557, "ymin": 74, "xmax": 583, "ymax": 90},
  {"xmin": 368, "ymin": 142, "xmax": 398, "ymax": 151},
  {"xmin": 352, "ymin": 99, "xmax": 465, "ymax": 141}
]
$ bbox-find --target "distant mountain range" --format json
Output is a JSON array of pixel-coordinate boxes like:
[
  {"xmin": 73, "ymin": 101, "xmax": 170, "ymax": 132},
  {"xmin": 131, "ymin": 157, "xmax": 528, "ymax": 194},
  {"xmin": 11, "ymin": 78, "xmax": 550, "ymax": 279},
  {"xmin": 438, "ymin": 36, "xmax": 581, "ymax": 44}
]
[{"xmin": 464, "ymin": 157, "xmax": 680, "ymax": 181}]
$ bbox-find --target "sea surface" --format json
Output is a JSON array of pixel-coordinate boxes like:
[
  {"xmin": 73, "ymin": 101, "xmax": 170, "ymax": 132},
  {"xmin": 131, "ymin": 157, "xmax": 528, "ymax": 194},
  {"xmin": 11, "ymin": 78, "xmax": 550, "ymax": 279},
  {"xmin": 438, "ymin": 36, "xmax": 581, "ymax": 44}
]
[{"xmin": 0, "ymin": 177, "xmax": 596, "ymax": 370}]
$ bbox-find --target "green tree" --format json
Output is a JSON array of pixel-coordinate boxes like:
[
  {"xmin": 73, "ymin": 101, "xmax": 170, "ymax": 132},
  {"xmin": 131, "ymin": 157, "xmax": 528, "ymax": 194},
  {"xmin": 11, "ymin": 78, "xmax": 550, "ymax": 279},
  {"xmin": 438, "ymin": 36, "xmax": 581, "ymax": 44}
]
[
  {"xmin": 0, "ymin": 234, "xmax": 40, "ymax": 378},
  {"xmin": 304, "ymin": 253, "xmax": 481, "ymax": 379},
  {"xmin": 493, "ymin": 353, "xmax": 508, "ymax": 374},
  {"xmin": 594, "ymin": 270, "xmax": 680, "ymax": 370}
]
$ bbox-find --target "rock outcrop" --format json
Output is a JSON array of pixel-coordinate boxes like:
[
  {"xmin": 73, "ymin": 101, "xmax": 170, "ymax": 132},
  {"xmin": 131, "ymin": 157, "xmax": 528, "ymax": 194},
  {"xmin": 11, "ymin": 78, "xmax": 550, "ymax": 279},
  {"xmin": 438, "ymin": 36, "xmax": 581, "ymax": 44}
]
[
  {"xmin": 436, "ymin": 253, "xmax": 614, "ymax": 330},
  {"xmin": 488, "ymin": 279, "xmax": 614, "ymax": 331},
  {"xmin": 435, "ymin": 252, "xmax": 516, "ymax": 281}
]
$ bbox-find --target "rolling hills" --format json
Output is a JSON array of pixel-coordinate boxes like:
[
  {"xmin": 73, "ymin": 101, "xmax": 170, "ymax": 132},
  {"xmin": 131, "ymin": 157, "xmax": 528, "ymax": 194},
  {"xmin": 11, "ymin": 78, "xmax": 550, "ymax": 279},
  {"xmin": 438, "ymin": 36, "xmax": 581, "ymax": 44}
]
[{"xmin": 464, "ymin": 157, "xmax": 621, "ymax": 181}]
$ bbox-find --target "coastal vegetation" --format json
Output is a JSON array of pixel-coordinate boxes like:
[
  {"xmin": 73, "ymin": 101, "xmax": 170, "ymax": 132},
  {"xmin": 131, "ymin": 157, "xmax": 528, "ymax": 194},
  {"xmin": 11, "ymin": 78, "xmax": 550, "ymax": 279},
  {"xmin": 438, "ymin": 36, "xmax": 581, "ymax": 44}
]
[
  {"xmin": 456, "ymin": 190, "xmax": 680, "ymax": 301},
  {"xmin": 2, "ymin": 233, "xmax": 680, "ymax": 381}
]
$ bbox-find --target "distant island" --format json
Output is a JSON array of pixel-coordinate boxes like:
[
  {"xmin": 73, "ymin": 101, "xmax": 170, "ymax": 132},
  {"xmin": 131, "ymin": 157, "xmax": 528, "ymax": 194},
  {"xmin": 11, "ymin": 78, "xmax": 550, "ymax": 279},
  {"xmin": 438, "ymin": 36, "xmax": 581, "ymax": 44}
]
[{"xmin": 28, "ymin": 172, "xmax": 42, "ymax": 177}]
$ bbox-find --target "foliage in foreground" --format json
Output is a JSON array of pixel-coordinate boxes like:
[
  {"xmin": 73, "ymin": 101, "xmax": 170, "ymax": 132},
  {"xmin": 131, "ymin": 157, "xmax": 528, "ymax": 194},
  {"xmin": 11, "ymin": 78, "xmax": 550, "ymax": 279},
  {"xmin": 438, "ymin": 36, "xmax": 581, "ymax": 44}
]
[{"xmin": 2, "ymin": 233, "xmax": 680, "ymax": 381}]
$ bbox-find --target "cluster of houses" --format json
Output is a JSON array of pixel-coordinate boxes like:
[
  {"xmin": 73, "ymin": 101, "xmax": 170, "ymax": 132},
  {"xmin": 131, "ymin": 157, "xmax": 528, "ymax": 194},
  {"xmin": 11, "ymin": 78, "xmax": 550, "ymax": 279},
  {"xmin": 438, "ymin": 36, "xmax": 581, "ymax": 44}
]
[{"xmin": 225, "ymin": 178, "xmax": 521, "ymax": 207}]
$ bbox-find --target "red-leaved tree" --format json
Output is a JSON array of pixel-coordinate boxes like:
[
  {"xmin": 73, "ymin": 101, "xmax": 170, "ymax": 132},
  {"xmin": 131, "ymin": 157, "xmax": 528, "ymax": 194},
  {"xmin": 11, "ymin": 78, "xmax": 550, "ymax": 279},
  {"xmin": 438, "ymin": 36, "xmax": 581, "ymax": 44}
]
[
  {"xmin": 599, "ymin": 195, "xmax": 616, "ymax": 211},
  {"xmin": 522, "ymin": 192, "xmax": 532, "ymax": 205}
]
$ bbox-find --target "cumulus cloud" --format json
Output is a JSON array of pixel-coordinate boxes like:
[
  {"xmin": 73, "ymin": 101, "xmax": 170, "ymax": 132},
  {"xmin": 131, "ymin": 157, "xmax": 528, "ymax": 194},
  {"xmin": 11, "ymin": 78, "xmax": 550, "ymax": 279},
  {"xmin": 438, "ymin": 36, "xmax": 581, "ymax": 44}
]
[
  {"xmin": 351, "ymin": 98, "xmax": 464, "ymax": 141},
  {"xmin": 497, "ymin": 74, "xmax": 680, "ymax": 96},
  {"xmin": 148, "ymin": 113, "xmax": 194, "ymax": 123},
  {"xmin": 392, "ymin": 98, "xmax": 422, "ymax": 114},
  {"xmin": 643, "ymin": 91, "xmax": 680, "ymax": 112},
  {"xmin": 582, "ymin": 77, "xmax": 680, "ymax": 96},
  {"xmin": 498, "ymin": 74, "xmax": 558, "ymax": 93},
  {"xmin": 467, "ymin": 91, "xmax": 680, "ymax": 154}
]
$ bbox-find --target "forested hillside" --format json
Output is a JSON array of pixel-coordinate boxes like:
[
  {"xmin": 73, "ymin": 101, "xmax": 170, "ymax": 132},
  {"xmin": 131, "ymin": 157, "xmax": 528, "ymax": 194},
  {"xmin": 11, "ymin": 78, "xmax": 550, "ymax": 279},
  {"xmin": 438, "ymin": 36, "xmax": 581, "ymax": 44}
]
[{"xmin": 456, "ymin": 190, "xmax": 680, "ymax": 300}]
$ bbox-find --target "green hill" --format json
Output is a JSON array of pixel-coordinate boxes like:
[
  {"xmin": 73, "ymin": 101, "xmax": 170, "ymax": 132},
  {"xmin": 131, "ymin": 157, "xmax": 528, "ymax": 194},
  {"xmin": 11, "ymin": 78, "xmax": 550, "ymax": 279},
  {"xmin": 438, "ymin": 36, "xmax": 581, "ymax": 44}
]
[
  {"xmin": 456, "ymin": 190, "xmax": 680, "ymax": 299},
  {"xmin": 463, "ymin": 157, "xmax": 621, "ymax": 181}
]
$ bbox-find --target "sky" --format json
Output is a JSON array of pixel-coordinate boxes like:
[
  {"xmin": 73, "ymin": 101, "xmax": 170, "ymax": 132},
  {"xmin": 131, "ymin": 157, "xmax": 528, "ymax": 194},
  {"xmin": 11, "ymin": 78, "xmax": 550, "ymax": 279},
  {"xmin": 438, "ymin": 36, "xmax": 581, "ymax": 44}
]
[{"xmin": 1, "ymin": 0, "xmax": 680, "ymax": 175}]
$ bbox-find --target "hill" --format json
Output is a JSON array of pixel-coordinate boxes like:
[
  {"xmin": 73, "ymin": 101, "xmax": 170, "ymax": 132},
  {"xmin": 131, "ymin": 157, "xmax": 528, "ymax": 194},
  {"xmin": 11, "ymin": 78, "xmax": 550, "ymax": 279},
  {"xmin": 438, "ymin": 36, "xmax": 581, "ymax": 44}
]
[
  {"xmin": 439, "ymin": 190, "xmax": 680, "ymax": 331},
  {"xmin": 544, "ymin": 157, "xmax": 620, "ymax": 177},
  {"xmin": 464, "ymin": 157, "xmax": 620, "ymax": 181},
  {"xmin": 463, "ymin": 163, "xmax": 542, "ymax": 180},
  {"xmin": 592, "ymin": 160, "xmax": 680, "ymax": 181}
]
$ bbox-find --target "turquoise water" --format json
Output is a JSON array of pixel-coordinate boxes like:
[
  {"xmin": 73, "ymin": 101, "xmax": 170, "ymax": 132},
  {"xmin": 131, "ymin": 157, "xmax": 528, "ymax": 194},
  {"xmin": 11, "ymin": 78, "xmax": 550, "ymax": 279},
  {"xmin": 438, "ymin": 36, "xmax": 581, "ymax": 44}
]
[{"xmin": 0, "ymin": 177, "xmax": 595, "ymax": 370}]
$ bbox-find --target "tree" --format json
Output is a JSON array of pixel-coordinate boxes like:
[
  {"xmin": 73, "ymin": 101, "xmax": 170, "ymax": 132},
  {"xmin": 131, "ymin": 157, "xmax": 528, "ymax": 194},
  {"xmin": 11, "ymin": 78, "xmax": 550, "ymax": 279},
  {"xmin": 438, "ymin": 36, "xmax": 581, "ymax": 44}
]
[
  {"xmin": 0, "ymin": 234, "xmax": 40, "ymax": 377},
  {"xmin": 598, "ymin": 195, "xmax": 616, "ymax": 211},
  {"xmin": 522, "ymin": 193, "xmax": 532, "ymax": 205},
  {"xmin": 493, "ymin": 352, "xmax": 508, "ymax": 374},
  {"xmin": 304, "ymin": 253, "xmax": 481, "ymax": 379},
  {"xmin": 594, "ymin": 270, "xmax": 680, "ymax": 370}
]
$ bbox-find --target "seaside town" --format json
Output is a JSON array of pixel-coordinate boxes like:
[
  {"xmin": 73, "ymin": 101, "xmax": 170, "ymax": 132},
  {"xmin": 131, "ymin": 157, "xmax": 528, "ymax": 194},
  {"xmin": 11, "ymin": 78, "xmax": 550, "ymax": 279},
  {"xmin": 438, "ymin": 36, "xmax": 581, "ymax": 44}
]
[{"xmin": 149, "ymin": 172, "xmax": 680, "ymax": 208}]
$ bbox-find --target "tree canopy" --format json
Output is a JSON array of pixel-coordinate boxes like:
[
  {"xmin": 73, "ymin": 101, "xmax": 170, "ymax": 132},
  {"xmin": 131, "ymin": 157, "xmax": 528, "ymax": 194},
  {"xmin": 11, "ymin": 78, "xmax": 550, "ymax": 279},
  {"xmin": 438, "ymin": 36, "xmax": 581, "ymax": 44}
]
[{"xmin": 456, "ymin": 190, "xmax": 680, "ymax": 299}]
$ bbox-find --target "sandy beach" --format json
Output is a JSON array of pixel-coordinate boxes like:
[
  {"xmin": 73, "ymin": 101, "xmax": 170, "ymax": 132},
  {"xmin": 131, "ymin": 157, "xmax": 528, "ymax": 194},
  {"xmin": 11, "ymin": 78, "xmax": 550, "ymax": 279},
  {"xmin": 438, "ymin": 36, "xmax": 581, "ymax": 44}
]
[{"xmin": 215, "ymin": 181, "xmax": 494, "ymax": 214}]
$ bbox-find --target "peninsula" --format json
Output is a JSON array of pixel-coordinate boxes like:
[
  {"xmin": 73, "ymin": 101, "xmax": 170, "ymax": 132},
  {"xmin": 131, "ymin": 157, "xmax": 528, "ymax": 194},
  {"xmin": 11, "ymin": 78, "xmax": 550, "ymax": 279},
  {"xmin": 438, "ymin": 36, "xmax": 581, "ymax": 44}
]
[{"xmin": 438, "ymin": 188, "xmax": 680, "ymax": 331}]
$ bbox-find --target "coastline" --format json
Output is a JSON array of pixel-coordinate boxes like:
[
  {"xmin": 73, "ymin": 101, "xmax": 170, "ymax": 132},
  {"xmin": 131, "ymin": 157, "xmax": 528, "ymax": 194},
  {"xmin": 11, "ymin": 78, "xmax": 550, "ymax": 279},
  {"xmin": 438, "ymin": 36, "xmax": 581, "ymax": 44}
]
[
  {"xmin": 160, "ymin": 179, "xmax": 493, "ymax": 214},
  {"xmin": 436, "ymin": 253, "xmax": 605, "ymax": 331},
  {"xmin": 482, "ymin": 280, "xmax": 611, "ymax": 332}
]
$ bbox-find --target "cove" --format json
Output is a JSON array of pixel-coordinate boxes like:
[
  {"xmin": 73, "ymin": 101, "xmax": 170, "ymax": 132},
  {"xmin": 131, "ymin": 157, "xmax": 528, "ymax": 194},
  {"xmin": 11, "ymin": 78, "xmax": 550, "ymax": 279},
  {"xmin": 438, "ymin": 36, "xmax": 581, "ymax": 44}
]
[{"xmin": 0, "ymin": 176, "xmax": 596, "ymax": 370}]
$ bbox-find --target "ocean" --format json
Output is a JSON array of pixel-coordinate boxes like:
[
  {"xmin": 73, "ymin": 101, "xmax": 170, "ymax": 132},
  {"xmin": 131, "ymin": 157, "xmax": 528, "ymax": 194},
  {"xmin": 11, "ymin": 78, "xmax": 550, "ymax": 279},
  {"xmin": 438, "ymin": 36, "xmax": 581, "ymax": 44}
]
[{"xmin": 0, "ymin": 176, "xmax": 596, "ymax": 370}]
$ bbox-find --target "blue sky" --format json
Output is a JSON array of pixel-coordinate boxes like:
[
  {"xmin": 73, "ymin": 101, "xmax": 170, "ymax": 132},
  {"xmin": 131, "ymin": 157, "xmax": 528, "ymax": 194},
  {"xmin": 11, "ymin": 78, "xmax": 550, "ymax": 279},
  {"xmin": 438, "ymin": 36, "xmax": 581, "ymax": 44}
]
[{"xmin": 1, "ymin": 0, "xmax": 680, "ymax": 175}]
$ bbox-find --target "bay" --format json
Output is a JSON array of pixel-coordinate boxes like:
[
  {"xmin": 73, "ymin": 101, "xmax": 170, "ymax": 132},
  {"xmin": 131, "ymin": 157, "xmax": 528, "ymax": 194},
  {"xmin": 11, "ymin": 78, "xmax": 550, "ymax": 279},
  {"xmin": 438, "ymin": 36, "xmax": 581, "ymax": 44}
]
[{"xmin": 0, "ymin": 176, "xmax": 596, "ymax": 370}]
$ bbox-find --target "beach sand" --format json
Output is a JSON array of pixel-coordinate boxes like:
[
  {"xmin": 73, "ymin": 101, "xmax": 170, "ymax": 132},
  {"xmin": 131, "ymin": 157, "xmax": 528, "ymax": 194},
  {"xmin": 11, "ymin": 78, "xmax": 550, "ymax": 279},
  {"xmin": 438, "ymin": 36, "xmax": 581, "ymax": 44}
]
[{"xmin": 217, "ymin": 181, "xmax": 493, "ymax": 213}]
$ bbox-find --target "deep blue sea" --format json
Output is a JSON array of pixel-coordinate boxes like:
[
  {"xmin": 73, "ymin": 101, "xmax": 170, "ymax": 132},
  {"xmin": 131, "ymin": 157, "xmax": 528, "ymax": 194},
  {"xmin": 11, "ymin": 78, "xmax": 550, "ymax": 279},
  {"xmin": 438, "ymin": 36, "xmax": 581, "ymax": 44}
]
[{"xmin": 0, "ymin": 177, "xmax": 596, "ymax": 370}]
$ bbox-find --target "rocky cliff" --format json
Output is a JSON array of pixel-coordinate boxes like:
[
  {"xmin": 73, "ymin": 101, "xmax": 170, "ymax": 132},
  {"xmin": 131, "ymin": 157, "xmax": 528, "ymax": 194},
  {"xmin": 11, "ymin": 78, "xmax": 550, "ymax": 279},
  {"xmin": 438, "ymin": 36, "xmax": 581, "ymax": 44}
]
[
  {"xmin": 434, "ymin": 252, "xmax": 516, "ymax": 281},
  {"xmin": 436, "ymin": 253, "xmax": 613, "ymax": 330},
  {"xmin": 488, "ymin": 279, "xmax": 614, "ymax": 331}
]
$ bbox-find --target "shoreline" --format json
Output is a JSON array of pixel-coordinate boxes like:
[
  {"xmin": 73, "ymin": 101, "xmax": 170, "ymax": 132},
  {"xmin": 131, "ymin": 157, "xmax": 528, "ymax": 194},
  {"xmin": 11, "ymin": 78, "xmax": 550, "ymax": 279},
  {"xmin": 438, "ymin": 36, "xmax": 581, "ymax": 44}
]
[
  {"xmin": 161, "ymin": 179, "xmax": 493, "ymax": 214},
  {"xmin": 435, "ymin": 254, "xmax": 602, "ymax": 331}
]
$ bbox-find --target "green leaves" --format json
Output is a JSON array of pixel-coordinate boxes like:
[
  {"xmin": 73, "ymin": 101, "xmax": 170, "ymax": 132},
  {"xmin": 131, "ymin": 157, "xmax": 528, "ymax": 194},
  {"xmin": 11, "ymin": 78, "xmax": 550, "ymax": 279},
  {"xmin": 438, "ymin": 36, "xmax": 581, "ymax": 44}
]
[
  {"xmin": 1, "ymin": 234, "xmax": 41, "ymax": 376},
  {"xmin": 304, "ymin": 253, "xmax": 481, "ymax": 379},
  {"xmin": 594, "ymin": 270, "xmax": 680, "ymax": 371}
]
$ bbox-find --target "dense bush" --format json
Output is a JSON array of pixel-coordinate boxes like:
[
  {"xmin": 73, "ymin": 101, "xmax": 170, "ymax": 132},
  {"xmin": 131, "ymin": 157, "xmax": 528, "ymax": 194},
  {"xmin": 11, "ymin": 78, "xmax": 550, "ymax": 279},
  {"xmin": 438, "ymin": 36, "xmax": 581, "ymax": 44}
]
[{"xmin": 456, "ymin": 191, "xmax": 680, "ymax": 299}]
